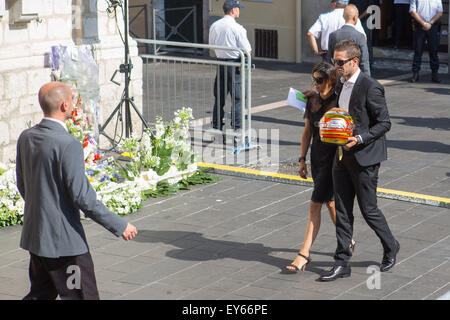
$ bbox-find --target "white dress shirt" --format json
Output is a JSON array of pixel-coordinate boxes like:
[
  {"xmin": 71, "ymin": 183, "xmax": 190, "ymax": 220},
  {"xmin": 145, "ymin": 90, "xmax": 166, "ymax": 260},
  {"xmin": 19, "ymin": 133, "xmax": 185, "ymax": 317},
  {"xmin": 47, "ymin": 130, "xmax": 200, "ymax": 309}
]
[
  {"xmin": 44, "ymin": 117, "xmax": 68, "ymax": 132},
  {"xmin": 308, "ymin": 8, "xmax": 366, "ymax": 51},
  {"xmin": 339, "ymin": 68, "xmax": 363, "ymax": 144},
  {"xmin": 209, "ymin": 15, "xmax": 252, "ymax": 59},
  {"xmin": 409, "ymin": 0, "xmax": 443, "ymax": 23},
  {"xmin": 338, "ymin": 68, "xmax": 361, "ymax": 112}
]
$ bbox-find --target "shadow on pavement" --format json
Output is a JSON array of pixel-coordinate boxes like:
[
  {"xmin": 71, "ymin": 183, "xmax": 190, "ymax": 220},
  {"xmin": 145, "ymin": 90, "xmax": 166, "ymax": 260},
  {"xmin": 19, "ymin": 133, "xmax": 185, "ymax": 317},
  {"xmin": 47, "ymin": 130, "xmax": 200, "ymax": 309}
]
[
  {"xmin": 424, "ymin": 87, "xmax": 450, "ymax": 95},
  {"xmin": 390, "ymin": 116, "xmax": 450, "ymax": 130},
  {"xmin": 133, "ymin": 230, "xmax": 379, "ymax": 276},
  {"xmin": 387, "ymin": 140, "xmax": 450, "ymax": 154},
  {"xmin": 252, "ymin": 115, "xmax": 304, "ymax": 128}
]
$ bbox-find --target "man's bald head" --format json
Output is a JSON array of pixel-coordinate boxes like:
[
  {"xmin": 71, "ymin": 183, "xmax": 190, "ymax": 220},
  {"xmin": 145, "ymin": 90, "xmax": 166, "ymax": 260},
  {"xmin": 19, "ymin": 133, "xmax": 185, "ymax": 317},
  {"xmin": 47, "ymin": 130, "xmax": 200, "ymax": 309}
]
[
  {"xmin": 343, "ymin": 4, "xmax": 359, "ymax": 24},
  {"xmin": 38, "ymin": 82, "xmax": 72, "ymax": 116}
]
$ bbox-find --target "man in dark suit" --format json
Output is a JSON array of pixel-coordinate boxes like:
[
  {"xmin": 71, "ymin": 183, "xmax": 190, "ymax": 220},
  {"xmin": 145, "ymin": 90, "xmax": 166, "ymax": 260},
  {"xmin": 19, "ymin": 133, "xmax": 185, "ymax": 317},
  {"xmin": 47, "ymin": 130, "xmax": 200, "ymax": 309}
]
[
  {"xmin": 328, "ymin": 4, "xmax": 371, "ymax": 76},
  {"xmin": 319, "ymin": 40, "xmax": 399, "ymax": 281},
  {"xmin": 16, "ymin": 82, "xmax": 138, "ymax": 299}
]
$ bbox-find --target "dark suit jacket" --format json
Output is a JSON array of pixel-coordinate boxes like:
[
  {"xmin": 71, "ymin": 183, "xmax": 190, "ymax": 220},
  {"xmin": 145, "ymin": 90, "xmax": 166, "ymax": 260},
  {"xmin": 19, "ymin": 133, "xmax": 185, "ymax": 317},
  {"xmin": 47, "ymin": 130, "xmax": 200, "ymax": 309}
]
[
  {"xmin": 16, "ymin": 119, "xmax": 127, "ymax": 258},
  {"xmin": 336, "ymin": 71, "xmax": 391, "ymax": 166},
  {"xmin": 328, "ymin": 25, "xmax": 371, "ymax": 76}
]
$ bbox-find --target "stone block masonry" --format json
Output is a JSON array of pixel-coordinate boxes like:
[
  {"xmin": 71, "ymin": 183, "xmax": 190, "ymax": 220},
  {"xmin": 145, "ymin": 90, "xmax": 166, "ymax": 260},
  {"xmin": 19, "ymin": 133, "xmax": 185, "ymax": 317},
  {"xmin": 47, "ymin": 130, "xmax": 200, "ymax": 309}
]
[{"xmin": 0, "ymin": 0, "xmax": 144, "ymax": 163}]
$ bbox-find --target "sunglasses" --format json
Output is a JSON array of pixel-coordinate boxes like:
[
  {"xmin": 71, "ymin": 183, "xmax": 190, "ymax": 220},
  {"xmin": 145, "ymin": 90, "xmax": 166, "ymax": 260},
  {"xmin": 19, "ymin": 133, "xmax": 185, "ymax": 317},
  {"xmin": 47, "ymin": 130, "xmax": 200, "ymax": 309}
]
[
  {"xmin": 332, "ymin": 57, "xmax": 355, "ymax": 66},
  {"xmin": 312, "ymin": 76, "xmax": 325, "ymax": 84}
]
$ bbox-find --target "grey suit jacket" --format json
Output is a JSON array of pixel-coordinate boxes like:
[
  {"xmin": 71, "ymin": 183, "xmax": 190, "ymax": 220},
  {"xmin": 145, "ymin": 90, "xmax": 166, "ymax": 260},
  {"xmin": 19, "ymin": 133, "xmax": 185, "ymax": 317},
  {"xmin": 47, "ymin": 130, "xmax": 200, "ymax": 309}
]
[
  {"xmin": 16, "ymin": 119, "xmax": 127, "ymax": 258},
  {"xmin": 328, "ymin": 25, "xmax": 371, "ymax": 76}
]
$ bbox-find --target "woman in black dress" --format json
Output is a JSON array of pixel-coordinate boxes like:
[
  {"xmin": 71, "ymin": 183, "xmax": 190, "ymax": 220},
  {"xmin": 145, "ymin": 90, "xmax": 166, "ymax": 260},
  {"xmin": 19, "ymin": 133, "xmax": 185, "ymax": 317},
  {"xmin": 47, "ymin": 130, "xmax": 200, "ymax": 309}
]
[{"xmin": 285, "ymin": 62, "xmax": 355, "ymax": 273}]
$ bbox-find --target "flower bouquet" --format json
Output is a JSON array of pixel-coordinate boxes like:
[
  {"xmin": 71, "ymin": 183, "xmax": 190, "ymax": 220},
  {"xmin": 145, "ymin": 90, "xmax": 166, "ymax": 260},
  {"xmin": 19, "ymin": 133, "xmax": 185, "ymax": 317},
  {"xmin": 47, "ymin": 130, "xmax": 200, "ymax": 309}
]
[{"xmin": 0, "ymin": 163, "xmax": 24, "ymax": 227}]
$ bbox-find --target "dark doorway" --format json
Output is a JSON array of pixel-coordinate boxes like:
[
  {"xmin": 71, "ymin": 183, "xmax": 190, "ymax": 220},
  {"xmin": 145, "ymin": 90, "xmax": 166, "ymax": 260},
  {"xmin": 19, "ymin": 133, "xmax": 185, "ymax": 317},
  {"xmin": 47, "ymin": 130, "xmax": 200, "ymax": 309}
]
[{"xmin": 164, "ymin": 0, "xmax": 204, "ymax": 43}]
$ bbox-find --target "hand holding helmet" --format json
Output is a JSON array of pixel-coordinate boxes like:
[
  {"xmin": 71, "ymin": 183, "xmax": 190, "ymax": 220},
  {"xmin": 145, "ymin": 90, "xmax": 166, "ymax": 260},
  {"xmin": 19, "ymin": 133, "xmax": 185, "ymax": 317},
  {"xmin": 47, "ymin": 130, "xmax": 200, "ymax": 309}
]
[{"xmin": 319, "ymin": 108, "xmax": 355, "ymax": 146}]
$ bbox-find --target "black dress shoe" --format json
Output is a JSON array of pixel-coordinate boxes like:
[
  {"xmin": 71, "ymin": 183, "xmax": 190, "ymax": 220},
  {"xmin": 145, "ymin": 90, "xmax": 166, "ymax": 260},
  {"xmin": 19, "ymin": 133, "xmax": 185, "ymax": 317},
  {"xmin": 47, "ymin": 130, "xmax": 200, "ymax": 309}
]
[
  {"xmin": 380, "ymin": 240, "xmax": 400, "ymax": 272},
  {"xmin": 318, "ymin": 265, "xmax": 351, "ymax": 282},
  {"xmin": 431, "ymin": 73, "xmax": 441, "ymax": 83},
  {"xmin": 410, "ymin": 72, "xmax": 419, "ymax": 83}
]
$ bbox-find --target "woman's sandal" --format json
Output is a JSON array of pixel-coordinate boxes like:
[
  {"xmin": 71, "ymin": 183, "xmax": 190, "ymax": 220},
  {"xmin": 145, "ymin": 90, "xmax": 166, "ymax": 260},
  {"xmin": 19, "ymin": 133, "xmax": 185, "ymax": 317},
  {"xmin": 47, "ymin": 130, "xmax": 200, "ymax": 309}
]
[{"xmin": 284, "ymin": 253, "xmax": 311, "ymax": 274}]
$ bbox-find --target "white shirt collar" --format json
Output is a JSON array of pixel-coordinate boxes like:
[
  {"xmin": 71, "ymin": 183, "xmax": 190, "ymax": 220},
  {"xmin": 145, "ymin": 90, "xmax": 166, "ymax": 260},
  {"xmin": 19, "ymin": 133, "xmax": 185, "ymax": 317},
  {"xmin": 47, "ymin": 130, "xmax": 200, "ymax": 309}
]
[
  {"xmin": 344, "ymin": 23, "xmax": 356, "ymax": 28},
  {"xmin": 224, "ymin": 15, "xmax": 236, "ymax": 22},
  {"xmin": 44, "ymin": 117, "xmax": 68, "ymax": 132},
  {"xmin": 341, "ymin": 68, "xmax": 361, "ymax": 85}
]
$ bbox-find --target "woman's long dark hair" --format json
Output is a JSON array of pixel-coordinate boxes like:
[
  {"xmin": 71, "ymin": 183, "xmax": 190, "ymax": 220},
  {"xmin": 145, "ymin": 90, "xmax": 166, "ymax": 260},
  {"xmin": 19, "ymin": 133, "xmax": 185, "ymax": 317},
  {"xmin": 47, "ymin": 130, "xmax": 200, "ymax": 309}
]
[
  {"xmin": 305, "ymin": 62, "xmax": 338, "ymax": 119},
  {"xmin": 312, "ymin": 62, "xmax": 338, "ymax": 88}
]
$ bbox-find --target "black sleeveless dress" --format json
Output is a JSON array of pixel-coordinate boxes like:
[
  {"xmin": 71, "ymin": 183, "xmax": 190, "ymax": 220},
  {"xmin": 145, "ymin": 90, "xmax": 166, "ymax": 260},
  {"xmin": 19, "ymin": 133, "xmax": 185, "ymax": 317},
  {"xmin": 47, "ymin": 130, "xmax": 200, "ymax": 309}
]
[{"xmin": 304, "ymin": 92, "xmax": 338, "ymax": 203}]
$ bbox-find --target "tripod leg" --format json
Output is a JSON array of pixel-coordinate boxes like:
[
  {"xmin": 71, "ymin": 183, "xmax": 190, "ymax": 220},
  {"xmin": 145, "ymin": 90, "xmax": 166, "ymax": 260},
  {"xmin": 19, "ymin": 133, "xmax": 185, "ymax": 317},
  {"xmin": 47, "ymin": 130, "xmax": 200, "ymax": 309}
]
[
  {"xmin": 99, "ymin": 100, "xmax": 124, "ymax": 133},
  {"xmin": 99, "ymin": 100, "xmax": 125, "ymax": 148},
  {"xmin": 129, "ymin": 99, "xmax": 150, "ymax": 130}
]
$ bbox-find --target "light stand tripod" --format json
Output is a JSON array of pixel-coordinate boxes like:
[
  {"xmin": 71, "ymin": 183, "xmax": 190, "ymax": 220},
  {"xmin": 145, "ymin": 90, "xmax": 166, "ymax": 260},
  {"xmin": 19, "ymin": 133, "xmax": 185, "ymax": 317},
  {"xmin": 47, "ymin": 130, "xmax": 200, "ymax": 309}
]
[{"xmin": 100, "ymin": 0, "xmax": 149, "ymax": 148}]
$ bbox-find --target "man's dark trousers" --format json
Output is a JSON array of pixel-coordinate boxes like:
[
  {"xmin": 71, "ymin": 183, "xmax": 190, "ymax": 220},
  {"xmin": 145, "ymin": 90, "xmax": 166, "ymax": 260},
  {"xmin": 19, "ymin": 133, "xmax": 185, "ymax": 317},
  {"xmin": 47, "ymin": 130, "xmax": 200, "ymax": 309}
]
[
  {"xmin": 394, "ymin": 4, "xmax": 413, "ymax": 47},
  {"xmin": 23, "ymin": 252, "xmax": 99, "ymax": 300},
  {"xmin": 332, "ymin": 152, "xmax": 397, "ymax": 266},
  {"xmin": 212, "ymin": 64, "xmax": 241, "ymax": 130},
  {"xmin": 412, "ymin": 23, "xmax": 440, "ymax": 73}
]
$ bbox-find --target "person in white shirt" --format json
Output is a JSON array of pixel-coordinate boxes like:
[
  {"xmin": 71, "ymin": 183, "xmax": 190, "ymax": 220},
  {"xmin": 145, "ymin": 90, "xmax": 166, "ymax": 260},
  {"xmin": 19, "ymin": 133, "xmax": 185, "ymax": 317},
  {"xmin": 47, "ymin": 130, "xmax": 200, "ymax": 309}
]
[
  {"xmin": 307, "ymin": 0, "xmax": 366, "ymax": 61},
  {"xmin": 409, "ymin": 0, "xmax": 443, "ymax": 83},
  {"xmin": 209, "ymin": 0, "xmax": 251, "ymax": 131}
]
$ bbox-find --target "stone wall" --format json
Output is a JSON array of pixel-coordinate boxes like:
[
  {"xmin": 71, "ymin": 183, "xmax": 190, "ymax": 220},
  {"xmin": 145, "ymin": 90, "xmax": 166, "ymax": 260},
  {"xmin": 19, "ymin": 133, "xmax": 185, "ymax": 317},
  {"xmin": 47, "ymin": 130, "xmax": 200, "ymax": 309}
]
[{"xmin": 0, "ymin": 0, "xmax": 143, "ymax": 162}]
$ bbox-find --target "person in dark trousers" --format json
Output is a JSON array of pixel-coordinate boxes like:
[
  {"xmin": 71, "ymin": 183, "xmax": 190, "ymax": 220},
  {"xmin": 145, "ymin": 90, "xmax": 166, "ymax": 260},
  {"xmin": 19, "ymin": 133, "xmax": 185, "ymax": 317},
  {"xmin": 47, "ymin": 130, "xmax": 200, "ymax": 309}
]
[
  {"xmin": 284, "ymin": 62, "xmax": 355, "ymax": 274},
  {"xmin": 328, "ymin": 4, "xmax": 371, "ymax": 75},
  {"xmin": 209, "ymin": 0, "xmax": 251, "ymax": 131},
  {"xmin": 16, "ymin": 82, "xmax": 138, "ymax": 300},
  {"xmin": 319, "ymin": 40, "xmax": 399, "ymax": 282},
  {"xmin": 393, "ymin": 0, "xmax": 413, "ymax": 49},
  {"xmin": 409, "ymin": 0, "xmax": 443, "ymax": 83}
]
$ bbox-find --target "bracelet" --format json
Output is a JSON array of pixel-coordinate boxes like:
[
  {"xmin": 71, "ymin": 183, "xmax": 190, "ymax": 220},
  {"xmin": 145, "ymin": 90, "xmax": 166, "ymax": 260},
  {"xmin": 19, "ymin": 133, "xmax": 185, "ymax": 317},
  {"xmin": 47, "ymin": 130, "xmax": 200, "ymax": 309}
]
[{"xmin": 299, "ymin": 156, "xmax": 306, "ymax": 162}]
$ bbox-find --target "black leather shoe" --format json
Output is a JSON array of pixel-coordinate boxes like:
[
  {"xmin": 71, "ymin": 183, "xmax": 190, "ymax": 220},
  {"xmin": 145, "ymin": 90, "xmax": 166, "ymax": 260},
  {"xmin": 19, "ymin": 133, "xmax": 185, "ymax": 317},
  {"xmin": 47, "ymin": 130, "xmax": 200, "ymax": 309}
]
[
  {"xmin": 318, "ymin": 265, "xmax": 351, "ymax": 282},
  {"xmin": 410, "ymin": 72, "xmax": 419, "ymax": 83},
  {"xmin": 380, "ymin": 240, "xmax": 400, "ymax": 272},
  {"xmin": 431, "ymin": 73, "xmax": 441, "ymax": 83}
]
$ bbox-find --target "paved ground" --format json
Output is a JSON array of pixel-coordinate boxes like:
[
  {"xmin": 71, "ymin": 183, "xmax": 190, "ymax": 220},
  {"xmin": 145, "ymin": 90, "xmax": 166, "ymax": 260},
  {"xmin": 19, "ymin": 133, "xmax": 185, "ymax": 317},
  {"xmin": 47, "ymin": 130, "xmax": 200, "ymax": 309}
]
[{"xmin": 0, "ymin": 62, "xmax": 449, "ymax": 301}]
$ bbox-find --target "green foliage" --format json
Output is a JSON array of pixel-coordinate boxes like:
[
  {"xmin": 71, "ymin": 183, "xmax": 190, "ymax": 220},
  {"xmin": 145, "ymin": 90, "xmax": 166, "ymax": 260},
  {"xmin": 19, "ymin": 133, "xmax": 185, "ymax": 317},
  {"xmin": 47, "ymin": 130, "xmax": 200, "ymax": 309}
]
[{"xmin": 141, "ymin": 168, "xmax": 222, "ymax": 200}]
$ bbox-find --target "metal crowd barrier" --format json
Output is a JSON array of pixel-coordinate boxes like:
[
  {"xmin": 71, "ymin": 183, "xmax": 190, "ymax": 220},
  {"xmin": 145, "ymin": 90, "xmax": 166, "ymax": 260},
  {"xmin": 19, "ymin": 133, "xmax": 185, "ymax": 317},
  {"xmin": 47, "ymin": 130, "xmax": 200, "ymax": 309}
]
[{"xmin": 134, "ymin": 38, "xmax": 254, "ymax": 154}]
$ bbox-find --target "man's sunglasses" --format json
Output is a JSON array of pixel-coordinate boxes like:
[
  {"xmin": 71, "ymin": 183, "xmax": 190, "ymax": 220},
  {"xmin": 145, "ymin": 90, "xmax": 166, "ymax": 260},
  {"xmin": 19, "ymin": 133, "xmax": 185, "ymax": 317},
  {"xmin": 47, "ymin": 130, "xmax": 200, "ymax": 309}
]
[
  {"xmin": 312, "ymin": 76, "xmax": 325, "ymax": 84},
  {"xmin": 332, "ymin": 57, "xmax": 355, "ymax": 66}
]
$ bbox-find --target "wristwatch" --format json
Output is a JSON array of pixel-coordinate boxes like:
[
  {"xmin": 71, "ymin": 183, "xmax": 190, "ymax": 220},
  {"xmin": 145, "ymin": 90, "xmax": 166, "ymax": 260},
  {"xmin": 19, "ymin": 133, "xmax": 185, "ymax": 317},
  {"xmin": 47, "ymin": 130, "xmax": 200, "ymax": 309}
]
[{"xmin": 299, "ymin": 156, "xmax": 306, "ymax": 163}]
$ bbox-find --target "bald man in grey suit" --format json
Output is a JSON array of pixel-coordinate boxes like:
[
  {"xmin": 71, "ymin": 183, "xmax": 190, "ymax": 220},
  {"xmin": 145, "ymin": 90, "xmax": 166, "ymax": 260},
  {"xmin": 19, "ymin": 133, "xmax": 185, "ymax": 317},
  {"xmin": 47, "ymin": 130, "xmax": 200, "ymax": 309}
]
[
  {"xmin": 328, "ymin": 4, "xmax": 371, "ymax": 76},
  {"xmin": 16, "ymin": 82, "xmax": 138, "ymax": 300}
]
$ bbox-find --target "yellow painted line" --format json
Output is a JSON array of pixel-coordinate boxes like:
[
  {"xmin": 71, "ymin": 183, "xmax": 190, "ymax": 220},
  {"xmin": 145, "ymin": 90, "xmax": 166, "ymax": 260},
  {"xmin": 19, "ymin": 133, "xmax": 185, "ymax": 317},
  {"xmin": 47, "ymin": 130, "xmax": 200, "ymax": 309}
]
[
  {"xmin": 198, "ymin": 162, "xmax": 450, "ymax": 207},
  {"xmin": 376, "ymin": 187, "xmax": 450, "ymax": 205},
  {"xmin": 198, "ymin": 162, "xmax": 314, "ymax": 183}
]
